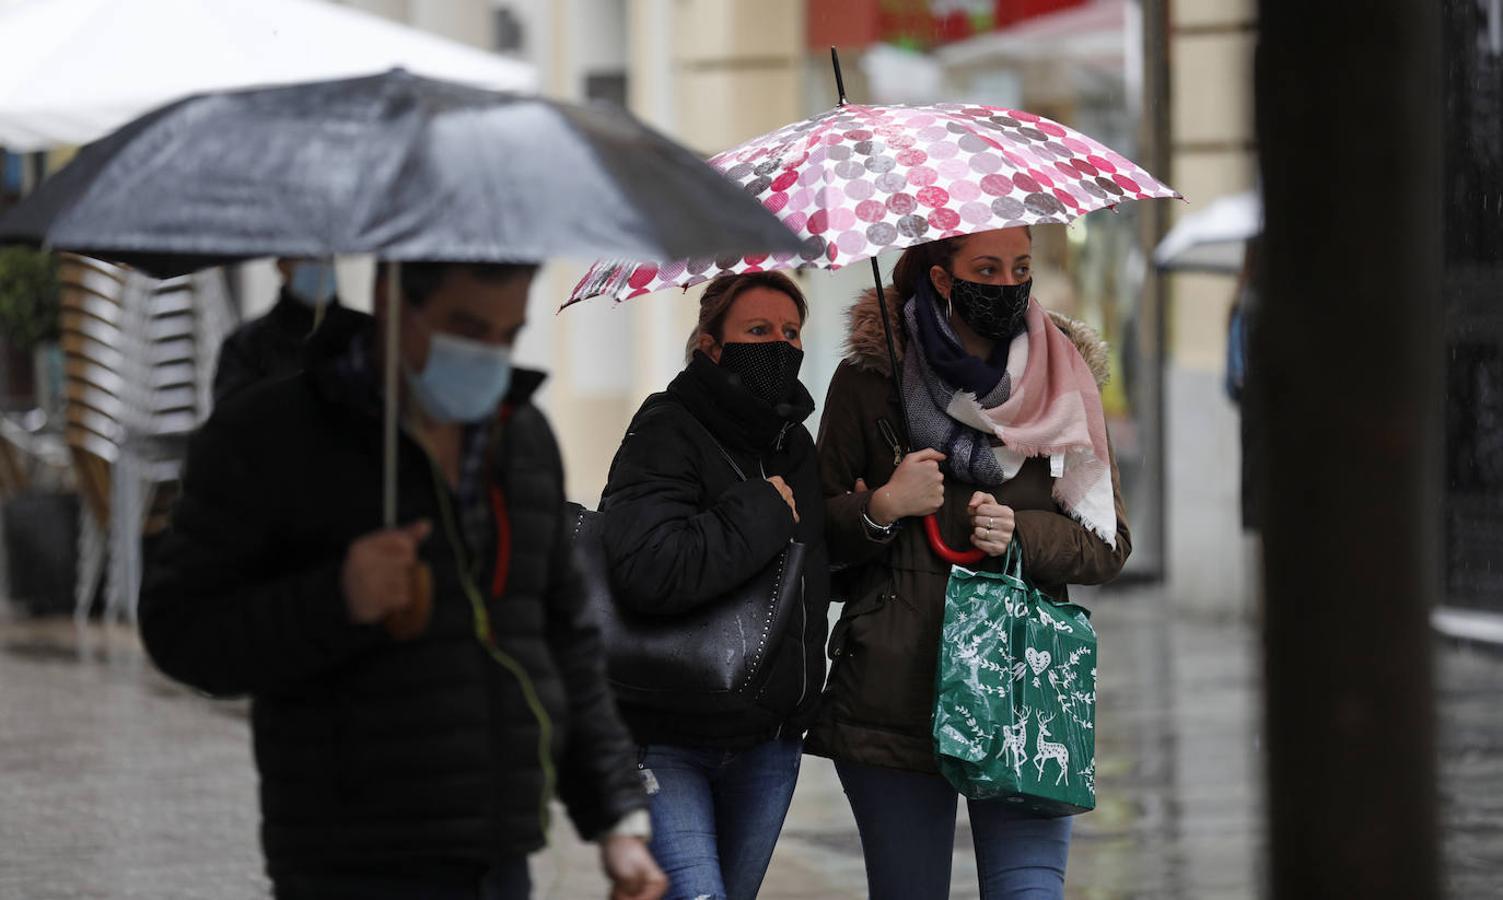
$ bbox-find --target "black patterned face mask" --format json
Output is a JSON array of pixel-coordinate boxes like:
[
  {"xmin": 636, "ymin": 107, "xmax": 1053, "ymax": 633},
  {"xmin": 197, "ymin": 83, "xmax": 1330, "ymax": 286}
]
[
  {"xmin": 717, "ymin": 341, "xmax": 804, "ymax": 407},
  {"xmin": 947, "ymin": 276, "xmax": 1032, "ymax": 342}
]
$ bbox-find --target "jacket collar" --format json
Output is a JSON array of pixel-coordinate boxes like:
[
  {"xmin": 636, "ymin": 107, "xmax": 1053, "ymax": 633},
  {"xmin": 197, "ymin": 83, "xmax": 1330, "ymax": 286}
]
[
  {"xmin": 667, "ymin": 351, "xmax": 814, "ymax": 453},
  {"xmin": 268, "ymin": 287, "xmax": 345, "ymax": 335}
]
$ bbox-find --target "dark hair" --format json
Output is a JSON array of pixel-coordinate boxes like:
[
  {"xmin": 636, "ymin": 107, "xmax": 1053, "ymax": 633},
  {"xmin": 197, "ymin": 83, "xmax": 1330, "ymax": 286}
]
[
  {"xmin": 888, "ymin": 226, "xmax": 1033, "ymax": 299},
  {"xmin": 890, "ymin": 235, "xmax": 968, "ymax": 301},
  {"xmin": 685, "ymin": 270, "xmax": 809, "ymax": 362},
  {"xmin": 376, "ymin": 261, "xmax": 538, "ymax": 307}
]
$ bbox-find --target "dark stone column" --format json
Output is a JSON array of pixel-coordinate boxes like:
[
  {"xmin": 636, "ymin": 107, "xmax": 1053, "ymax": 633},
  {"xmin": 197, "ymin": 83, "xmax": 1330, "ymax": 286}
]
[{"xmin": 1254, "ymin": 2, "xmax": 1442, "ymax": 897}]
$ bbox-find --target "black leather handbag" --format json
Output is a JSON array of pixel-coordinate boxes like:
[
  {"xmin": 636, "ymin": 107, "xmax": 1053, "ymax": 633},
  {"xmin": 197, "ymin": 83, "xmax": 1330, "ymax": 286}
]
[{"xmin": 566, "ymin": 428, "xmax": 806, "ymax": 713}]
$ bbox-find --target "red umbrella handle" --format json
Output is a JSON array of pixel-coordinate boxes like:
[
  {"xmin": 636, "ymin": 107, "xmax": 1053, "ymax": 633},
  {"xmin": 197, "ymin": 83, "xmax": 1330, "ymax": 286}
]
[{"xmin": 923, "ymin": 513, "xmax": 986, "ymax": 566}]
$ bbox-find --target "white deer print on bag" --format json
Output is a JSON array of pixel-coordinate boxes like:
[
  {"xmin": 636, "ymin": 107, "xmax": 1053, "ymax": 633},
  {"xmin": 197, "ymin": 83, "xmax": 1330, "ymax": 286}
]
[{"xmin": 1032, "ymin": 710, "xmax": 1071, "ymax": 786}]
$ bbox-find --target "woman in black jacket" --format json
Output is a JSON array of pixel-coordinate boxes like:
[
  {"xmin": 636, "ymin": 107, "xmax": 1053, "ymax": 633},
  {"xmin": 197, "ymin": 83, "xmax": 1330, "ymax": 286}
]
[{"xmin": 599, "ymin": 271, "xmax": 829, "ymax": 900}]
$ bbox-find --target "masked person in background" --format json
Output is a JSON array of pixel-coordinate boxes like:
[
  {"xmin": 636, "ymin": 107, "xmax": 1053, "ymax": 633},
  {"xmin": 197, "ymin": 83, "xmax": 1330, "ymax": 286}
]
[
  {"xmin": 140, "ymin": 261, "xmax": 666, "ymax": 900},
  {"xmin": 1225, "ymin": 237, "xmax": 1263, "ymax": 532},
  {"xmin": 811, "ymin": 226, "xmax": 1132, "ymax": 900},
  {"xmin": 596, "ymin": 272, "xmax": 830, "ymax": 900},
  {"xmin": 212, "ymin": 258, "xmax": 366, "ymax": 403}
]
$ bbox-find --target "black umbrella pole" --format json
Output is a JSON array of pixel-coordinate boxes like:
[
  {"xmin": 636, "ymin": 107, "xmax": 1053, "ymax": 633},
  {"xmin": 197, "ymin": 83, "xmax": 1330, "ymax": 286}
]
[
  {"xmin": 830, "ymin": 54, "xmax": 902, "ymax": 442},
  {"xmin": 830, "ymin": 47, "xmax": 848, "ymax": 106},
  {"xmin": 384, "ymin": 261, "xmax": 400, "ymax": 528},
  {"xmin": 869, "ymin": 256, "xmax": 911, "ymax": 451}
]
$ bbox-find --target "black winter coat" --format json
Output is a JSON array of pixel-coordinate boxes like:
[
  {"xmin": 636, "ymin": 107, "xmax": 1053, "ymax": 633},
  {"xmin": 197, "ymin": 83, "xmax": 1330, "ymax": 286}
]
[
  {"xmin": 598, "ymin": 352, "xmax": 830, "ymax": 748},
  {"xmin": 213, "ymin": 288, "xmax": 365, "ymax": 404},
  {"xmin": 140, "ymin": 323, "xmax": 645, "ymax": 880}
]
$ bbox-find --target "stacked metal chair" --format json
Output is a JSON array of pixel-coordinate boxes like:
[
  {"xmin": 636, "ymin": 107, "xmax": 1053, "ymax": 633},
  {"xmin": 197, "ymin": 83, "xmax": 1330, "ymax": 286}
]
[{"xmin": 57, "ymin": 254, "xmax": 234, "ymax": 624}]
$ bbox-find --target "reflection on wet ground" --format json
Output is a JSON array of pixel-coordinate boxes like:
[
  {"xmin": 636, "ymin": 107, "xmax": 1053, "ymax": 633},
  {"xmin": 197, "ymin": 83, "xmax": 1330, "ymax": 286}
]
[
  {"xmin": 0, "ymin": 587, "xmax": 1497, "ymax": 899},
  {"xmin": 1438, "ymin": 640, "xmax": 1503, "ymax": 899}
]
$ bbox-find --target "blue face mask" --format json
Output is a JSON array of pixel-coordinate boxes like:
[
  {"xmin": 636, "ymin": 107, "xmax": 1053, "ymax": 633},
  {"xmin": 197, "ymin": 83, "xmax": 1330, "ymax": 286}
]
[
  {"xmin": 404, "ymin": 331, "xmax": 513, "ymax": 424},
  {"xmin": 287, "ymin": 262, "xmax": 338, "ymax": 307}
]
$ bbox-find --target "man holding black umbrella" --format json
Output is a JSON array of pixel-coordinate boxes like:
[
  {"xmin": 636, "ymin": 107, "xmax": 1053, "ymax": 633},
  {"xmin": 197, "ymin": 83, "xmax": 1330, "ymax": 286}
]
[{"xmin": 139, "ymin": 261, "xmax": 665, "ymax": 900}]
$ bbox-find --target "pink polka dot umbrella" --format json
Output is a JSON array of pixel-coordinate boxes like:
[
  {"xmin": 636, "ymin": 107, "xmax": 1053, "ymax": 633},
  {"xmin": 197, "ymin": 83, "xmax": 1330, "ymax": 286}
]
[
  {"xmin": 563, "ymin": 101, "xmax": 1178, "ymax": 307},
  {"xmin": 567, "ymin": 51, "xmax": 1179, "ymax": 566}
]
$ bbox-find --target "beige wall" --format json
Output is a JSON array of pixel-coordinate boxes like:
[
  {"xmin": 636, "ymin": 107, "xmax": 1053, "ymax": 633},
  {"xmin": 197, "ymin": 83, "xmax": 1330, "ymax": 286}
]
[
  {"xmin": 339, "ymin": 0, "xmax": 493, "ymax": 48},
  {"xmin": 670, "ymin": 0, "xmax": 805, "ymax": 153},
  {"xmin": 539, "ymin": 0, "xmax": 806, "ymax": 503},
  {"xmin": 1166, "ymin": 0, "xmax": 1257, "ymax": 374},
  {"xmin": 1163, "ymin": 0, "xmax": 1260, "ymax": 617},
  {"xmin": 407, "ymin": 0, "xmax": 493, "ymax": 46}
]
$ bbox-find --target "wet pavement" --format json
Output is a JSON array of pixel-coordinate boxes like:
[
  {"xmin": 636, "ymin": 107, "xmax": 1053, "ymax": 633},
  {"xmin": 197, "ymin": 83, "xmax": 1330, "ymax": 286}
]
[{"xmin": 0, "ymin": 587, "xmax": 1498, "ymax": 899}]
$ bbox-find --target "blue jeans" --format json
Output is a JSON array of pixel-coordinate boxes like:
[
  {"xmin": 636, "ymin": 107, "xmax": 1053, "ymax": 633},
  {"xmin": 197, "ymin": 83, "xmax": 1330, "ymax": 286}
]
[
  {"xmin": 272, "ymin": 858, "xmax": 529, "ymax": 899},
  {"xmin": 836, "ymin": 760, "xmax": 1072, "ymax": 900},
  {"xmin": 639, "ymin": 738, "xmax": 802, "ymax": 900}
]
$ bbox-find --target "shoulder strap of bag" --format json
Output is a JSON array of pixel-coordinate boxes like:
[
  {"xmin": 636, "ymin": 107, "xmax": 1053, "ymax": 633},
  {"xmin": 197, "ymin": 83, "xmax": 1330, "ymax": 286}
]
[
  {"xmin": 692, "ymin": 420, "xmax": 747, "ymax": 482},
  {"xmin": 635, "ymin": 395, "xmax": 748, "ymax": 483}
]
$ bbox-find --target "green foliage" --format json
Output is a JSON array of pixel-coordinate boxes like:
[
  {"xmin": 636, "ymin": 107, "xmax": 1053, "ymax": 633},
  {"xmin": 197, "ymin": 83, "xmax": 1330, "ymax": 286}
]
[{"xmin": 0, "ymin": 247, "xmax": 60, "ymax": 351}]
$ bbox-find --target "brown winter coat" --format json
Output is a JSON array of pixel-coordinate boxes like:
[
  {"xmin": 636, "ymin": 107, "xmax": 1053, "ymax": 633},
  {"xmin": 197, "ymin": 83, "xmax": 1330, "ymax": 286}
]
[{"xmin": 805, "ymin": 288, "xmax": 1132, "ymax": 774}]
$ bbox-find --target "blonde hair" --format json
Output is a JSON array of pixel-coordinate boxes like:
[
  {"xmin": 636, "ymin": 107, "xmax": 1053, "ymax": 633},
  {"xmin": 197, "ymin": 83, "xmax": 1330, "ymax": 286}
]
[{"xmin": 684, "ymin": 271, "xmax": 809, "ymax": 362}]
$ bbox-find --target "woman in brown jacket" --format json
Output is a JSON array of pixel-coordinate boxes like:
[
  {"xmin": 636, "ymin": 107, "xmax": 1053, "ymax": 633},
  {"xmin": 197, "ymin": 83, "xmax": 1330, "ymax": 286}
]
[{"xmin": 809, "ymin": 225, "xmax": 1131, "ymax": 900}]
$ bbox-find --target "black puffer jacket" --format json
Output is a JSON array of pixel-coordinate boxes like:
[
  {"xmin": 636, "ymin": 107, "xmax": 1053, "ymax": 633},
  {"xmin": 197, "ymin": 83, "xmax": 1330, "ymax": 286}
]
[
  {"xmin": 140, "ymin": 323, "xmax": 644, "ymax": 879},
  {"xmin": 598, "ymin": 352, "xmax": 830, "ymax": 748},
  {"xmin": 213, "ymin": 288, "xmax": 365, "ymax": 403}
]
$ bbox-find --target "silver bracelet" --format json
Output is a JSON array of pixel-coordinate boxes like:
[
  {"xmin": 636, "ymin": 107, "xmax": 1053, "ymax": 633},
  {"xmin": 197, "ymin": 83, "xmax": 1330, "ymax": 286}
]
[{"xmin": 861, "ymin": 505, "xmax": 900, "ymax": 540}]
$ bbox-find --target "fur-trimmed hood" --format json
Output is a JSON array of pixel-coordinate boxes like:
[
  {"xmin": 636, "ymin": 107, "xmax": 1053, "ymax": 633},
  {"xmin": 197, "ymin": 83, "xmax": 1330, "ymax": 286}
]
[{"xmin": 842, "ymin": 287, "xmax": 1112, "ymax": 387}]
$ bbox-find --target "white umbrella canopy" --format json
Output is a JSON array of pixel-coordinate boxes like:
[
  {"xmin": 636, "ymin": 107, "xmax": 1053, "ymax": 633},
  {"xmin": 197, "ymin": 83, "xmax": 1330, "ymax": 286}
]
[
  {"xmin": 1153, "ymin": 189, "xmax": 1261, "ymax": 273},
  {"xmin": 0, "ymin": 0, "xmax": 536, "ymax": 152}
]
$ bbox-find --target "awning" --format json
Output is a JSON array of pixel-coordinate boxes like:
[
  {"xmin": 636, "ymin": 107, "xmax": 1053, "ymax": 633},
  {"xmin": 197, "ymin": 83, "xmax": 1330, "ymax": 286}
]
[
  {"xmin": 0, "ymin": 0, "xmax": 537, "ymax": 152},
  {"xmin": 1153, "ymin": 189, "xmax": 1262, "ymax": 274}
]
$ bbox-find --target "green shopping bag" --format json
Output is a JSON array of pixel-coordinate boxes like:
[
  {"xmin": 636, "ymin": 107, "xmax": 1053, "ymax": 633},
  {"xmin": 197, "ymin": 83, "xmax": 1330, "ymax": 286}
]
[{"xmin": 932, "ymin": 544, "xmax": 1098, "ymax": 816}]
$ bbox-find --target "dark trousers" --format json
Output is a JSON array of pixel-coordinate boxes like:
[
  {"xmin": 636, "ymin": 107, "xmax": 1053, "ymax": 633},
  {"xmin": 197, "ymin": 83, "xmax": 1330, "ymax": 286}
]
[
  {"xmin": 273, "ymin": 858, "xmax": 530, "ymax": 900},
  {"xmin": 836, "ymin": 760, "xmax": 1072, "ymax": 900}
]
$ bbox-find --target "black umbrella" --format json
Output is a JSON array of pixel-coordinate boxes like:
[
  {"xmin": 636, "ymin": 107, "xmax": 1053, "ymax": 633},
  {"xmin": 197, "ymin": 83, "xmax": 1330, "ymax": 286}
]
[
  {"xmin": 0, "ymin": 69, "xmax": 799, "ymax": 275},
  {"xmin": 0, "ymin": 70, "xmax": 801, "ymax": 527}
]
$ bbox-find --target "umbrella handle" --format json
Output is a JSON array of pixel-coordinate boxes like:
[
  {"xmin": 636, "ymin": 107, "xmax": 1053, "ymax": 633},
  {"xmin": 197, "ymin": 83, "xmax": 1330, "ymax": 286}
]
[{"xmin": 923, "ymin": 513, "xmax": 986, "ymax": 566}]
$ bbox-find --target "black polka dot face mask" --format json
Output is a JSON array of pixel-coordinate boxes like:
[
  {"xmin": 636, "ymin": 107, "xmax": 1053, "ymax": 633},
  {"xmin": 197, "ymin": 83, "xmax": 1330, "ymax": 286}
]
[{"xmin": 717, "ymin": 341, "xmax": 805, "ymax": 407}]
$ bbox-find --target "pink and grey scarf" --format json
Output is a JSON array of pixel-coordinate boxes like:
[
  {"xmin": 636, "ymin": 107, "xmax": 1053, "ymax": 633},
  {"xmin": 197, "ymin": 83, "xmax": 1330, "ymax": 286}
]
[{"xmin": 902, "ymin": 289, "xmax": 1117, "ymax": 548}]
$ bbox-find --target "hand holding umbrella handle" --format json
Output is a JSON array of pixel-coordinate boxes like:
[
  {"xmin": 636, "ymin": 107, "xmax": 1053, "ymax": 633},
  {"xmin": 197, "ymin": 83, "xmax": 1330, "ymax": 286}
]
[
  {"xmin": 343, "ymin": 522, "xmax": 433, "ymax": 639},
  {"xmin": 384, "ymin": 561, "xmax": 433, "ymax": 641},
  {"xmin": 923, "ymin": 514, "xmax": 987, "ymax": 566},
  {"xmin": 867, "ymin": 249, "xmax": 983, "ymax": 568}
]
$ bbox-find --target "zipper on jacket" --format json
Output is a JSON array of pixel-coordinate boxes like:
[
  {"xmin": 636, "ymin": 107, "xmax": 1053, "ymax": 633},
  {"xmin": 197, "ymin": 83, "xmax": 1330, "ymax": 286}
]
[
  {"xmin": 770, "ymin": 573, "xmax": 808, "ymax": 744},
  {"xmin": 762, "ymin": 570, "xmax": 808, "ymax": 739},
  {"xmin": 775, "ymin": 421, "xmax": 792, "ymax": 452},
  {"xmin": 423, "ymin": 454, "xmax": 557, "ymax": 840},
  {"xmin": 877, "ymin": 417, "xmax": 905, "ymax": 466},
  {"xmin": 794, "ymin": 574, "xmax": 809, "ymax": 712}
]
